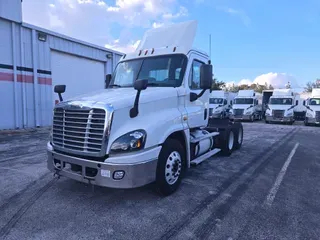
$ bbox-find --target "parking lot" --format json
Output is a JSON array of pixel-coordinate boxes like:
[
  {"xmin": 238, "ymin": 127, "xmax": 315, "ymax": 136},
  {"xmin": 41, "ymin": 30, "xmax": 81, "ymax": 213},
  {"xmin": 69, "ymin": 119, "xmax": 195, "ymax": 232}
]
[{"xmin": 1, "ymin": 122, "xmax": 320, "ymax": 240}]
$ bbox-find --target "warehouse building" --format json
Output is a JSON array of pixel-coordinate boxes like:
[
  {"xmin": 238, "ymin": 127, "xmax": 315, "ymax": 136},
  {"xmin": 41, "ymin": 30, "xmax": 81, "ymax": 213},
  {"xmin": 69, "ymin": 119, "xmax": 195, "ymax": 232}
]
[{"xmin": 0, "ymin": 0, "xmax": 123, "ymax": 130}]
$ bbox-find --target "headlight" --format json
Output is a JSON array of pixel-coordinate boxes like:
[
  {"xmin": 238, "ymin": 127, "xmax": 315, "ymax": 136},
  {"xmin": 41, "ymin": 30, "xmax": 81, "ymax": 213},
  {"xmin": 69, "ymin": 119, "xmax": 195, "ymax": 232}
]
[
  {"xmin": 286, "ymin": 112, "xmax": 293, "ymax": 116},
  {"xmin": 245, "ymin": 111, "xmax": 253, "ymax": 115},
  {"xmin": 306, "ymin": 111, "xmax": 313, "ymax": 118},
  {"xmin": 265, "ymin": 112, "xmax": 271, "ymax": 116},
  {"xmin": 110, "ymin": 130, "xmax": 146, "ymax": 153},
  {"xmin": 214, "ymin": 110, "xmax": 221, "ymax": 113}
]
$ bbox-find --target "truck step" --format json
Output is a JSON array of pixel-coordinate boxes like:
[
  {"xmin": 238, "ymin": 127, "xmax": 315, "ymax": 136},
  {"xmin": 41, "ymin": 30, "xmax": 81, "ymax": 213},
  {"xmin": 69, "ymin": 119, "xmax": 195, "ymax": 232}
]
[
  {"xmin": 190, "ymin": 148, "xmax": 221, "ymax": 165},
  {"xmin": 190, "ymin": 132, "xmax": 219, "ymax": 143}
]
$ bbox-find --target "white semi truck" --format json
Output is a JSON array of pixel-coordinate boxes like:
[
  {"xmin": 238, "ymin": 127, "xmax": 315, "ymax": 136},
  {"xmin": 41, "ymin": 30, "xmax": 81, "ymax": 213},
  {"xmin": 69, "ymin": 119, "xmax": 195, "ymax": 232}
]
[
  {"xmin": 230, "ymin": 90, "xmax": 263, "ymax": 122},
  {"xmin": 265, "ymin": 89, "xmax": 298, "ymax": 125},
  {"xmin": 209, "ymin": 90, "xmax": 236, "ymax": 119},
  {"xmin": 47, "ymin": 21, "xmax": 243, "ymax": 196},
  {"xmin": 304, "ymin": 88, "xmax": 320, "ymax": 126}
]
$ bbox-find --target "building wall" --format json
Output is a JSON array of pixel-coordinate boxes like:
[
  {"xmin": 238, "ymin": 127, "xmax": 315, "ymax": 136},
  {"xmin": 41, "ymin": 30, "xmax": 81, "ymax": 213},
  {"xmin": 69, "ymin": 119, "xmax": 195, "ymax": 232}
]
[{"xmin": 0, "ymin": 17, "xmax": 123, "ymax": 129}]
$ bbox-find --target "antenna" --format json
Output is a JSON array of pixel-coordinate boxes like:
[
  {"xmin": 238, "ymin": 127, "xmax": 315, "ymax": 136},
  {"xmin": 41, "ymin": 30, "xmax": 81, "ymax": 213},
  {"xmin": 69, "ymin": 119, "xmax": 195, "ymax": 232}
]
[{"xmin": 209, "ymin": 34, "xmax": 212, "ymax": 61}]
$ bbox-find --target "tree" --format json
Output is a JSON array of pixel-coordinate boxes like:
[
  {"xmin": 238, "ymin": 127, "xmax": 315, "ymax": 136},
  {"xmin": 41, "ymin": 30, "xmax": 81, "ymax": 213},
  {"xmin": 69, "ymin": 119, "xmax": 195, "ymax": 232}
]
[
  {"xmin": 305, "ymin": 79, "xmax": 320, "ymax": 92},
  {"xmin": 211, "ymin": 78, "xmax": 225, "ymax": 90}
]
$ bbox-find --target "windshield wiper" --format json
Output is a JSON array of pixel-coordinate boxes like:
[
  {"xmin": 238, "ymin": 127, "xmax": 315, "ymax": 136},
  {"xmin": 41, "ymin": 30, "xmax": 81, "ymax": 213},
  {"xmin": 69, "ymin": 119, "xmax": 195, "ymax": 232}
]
[
  {"xmin": 108, "ymin": 84, "xmax": 122, "ymax": 88},
  {"xmin": 147, "ymin": 83, "xmax": 161, "ymax": 87}
]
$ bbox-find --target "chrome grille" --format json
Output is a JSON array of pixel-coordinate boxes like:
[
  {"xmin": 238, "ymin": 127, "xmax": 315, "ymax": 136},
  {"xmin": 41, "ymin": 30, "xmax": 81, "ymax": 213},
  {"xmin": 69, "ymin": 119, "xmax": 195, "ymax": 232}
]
[
  {"xmin": 52, "ymin": 108, "xmax": 106, "ymax": 154},
  {"xmin": 316, "ymin": 111, "xmax": 320, "ymax": 122},
  {"xmin": 272, "ymin": 110, "xmax": 284, "ymax": 118},
  {"xmin": 234, "ymin": 109, "xmax": 244, "ymax": 117}
]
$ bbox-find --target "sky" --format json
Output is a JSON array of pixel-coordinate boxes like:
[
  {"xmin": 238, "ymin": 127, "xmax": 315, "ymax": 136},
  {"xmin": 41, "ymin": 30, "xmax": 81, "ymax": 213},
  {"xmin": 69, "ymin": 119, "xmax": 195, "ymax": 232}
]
[{"xmin": 22, "ymin": 0, "xmax": 320, "ymax": 91}]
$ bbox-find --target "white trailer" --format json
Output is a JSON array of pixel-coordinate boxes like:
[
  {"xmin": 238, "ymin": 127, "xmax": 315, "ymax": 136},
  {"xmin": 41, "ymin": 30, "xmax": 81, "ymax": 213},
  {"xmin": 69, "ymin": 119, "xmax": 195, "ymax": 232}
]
[
  {"xmin": 304, "ymin": 88, "xmax": 320, "ymax": 126},
  {"xmin": 209, "ymin": 90, "xmax": 236, "ymax": 118},
  {"xmin": 264, "ymin": 89, "xmax": 297, "ymax": 124},
  {"xmin": 47, "ymin": 21, "xmax": 243, "ymax": 196},
  {"xmin": 230, "ymin": 90, "xmax": 263, "ymax": 122}
]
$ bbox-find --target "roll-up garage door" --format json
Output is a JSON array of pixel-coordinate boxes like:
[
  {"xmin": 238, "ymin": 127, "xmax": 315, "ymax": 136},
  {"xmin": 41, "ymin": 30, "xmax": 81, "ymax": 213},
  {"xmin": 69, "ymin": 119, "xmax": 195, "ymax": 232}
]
[{"xmin": 51, "ymin": 51, "xmax": 105, "ymax": 105}]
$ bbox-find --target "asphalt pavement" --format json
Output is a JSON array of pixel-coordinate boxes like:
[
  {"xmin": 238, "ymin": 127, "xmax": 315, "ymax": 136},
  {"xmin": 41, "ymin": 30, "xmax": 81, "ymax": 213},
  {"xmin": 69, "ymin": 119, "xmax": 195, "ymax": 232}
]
[{"xmin": 0, "ymin": 122, "xmax": 319, "ymax": 240}]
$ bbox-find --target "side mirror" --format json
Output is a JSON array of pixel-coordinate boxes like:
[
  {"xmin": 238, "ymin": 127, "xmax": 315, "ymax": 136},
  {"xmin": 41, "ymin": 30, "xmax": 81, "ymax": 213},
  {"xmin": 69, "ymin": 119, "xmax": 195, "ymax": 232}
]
[
  {"xmin": 200, "ymin": 64, "xmax": 212, "ymax": 90},
  {"xmin": 295, "ymin": 100, "xmax": 298, "ymax": 106},
  {"xmin": 130, "ymin": 79, "xmax": 148, "ymax": 118},
  {"xmin": 303, "ymin": 100, "xmax": 306, "ymax": 106},
  {"xmin": 105, "ymin": 74, "xmax": 112, "ymax": 88},
  {"xmin": 54, "ymin": 85, "xmax": 66, "ymax": 102},
  {"xmin": 134, "ymin": 79, "xmax": 148, "ymax": 91}
]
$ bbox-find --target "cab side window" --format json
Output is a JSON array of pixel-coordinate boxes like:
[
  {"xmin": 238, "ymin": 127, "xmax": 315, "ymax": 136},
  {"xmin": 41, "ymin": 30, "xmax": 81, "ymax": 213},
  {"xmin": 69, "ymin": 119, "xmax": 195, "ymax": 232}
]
[{"xmin": 189, "ymin": 60, "xmax": 204, "ymax": 89}]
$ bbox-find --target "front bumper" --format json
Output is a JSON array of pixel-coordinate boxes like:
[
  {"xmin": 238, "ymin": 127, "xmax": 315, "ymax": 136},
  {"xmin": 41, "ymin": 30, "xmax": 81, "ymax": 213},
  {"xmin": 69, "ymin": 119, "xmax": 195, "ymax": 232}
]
[
  {"xmin": 47, "ymin": 142, "xmax": 161, "ymax": 189},
  {"xmin": 230, "ymin": 115, "xmax": 252, "ymax": 121},
  {"xmin": 266, "ymin": 115, "xmax": 294, "ymax": 122},
  {"xmin": 306, "ymin": 117, "xmax": 320, "ymax": 125}
]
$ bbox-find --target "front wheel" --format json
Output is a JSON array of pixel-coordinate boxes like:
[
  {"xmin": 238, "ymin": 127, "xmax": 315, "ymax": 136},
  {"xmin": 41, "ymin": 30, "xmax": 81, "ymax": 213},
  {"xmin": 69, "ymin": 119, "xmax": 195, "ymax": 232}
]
[
  {"xmin": 221, "ymin": 128, "xmax": 235, "ymax": 156},
  {"xmin": 155, "ymin": 139, "xmax": 186, "ymax": 196}
]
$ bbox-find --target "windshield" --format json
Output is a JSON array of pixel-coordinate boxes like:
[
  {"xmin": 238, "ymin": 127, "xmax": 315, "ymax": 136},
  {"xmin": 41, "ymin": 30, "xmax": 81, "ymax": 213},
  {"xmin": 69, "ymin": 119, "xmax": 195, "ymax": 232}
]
[
  {"xmin": 109, "ymin": 54, "xmax": 187, "ymax": 88},
  {"xmin": 234, "ymin": 98, "xmax": 253, "ymax": 104},
  {"xmin": 309, "ymin": 98, "xmax": 320, "ymax": 105},
  {"xmin": 210, "ymin": 98, "xmax": 224, "ymax": 104},
  {"xmin": 269, "ymin": 98, "xmax": 292, "ymax": 105}
]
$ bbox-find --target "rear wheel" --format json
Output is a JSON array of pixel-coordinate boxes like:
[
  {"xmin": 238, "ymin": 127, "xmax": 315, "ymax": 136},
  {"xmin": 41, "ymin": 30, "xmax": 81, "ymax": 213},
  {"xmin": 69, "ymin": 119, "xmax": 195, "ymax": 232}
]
[
  {"xmin": 234, "ymin": 124, "xmax": 243, "ymax": 150},
  {"xmin": 155, "ymin": 139, "xmax": 186, "ymax": 196}
]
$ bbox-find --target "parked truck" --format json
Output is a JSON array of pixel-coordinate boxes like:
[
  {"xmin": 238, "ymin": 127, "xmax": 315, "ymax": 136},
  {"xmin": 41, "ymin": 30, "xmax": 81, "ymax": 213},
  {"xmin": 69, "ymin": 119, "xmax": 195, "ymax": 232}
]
[
  {"xmin": 209, "ymin": 90, "xmax": 236, "ymax": 119},
  {"xmin": 304, "ymin": 88, "xmax": 320, "ymax": 126},
  {"xmin": 47, "ymin": 21, "xmax": 243, "ymax": 196},
  {"xmin": 229, "ymin": 90, "xmax": 263, "ymax": 122},
  {"xmin": 264, "ymin": 89, "xmax": 297, "ymax": 124}
]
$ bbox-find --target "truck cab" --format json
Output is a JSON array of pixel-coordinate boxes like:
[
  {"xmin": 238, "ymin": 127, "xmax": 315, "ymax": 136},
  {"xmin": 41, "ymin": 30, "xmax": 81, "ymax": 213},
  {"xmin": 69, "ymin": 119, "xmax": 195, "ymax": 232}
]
[
  {"xmin": 265, "ymin": 89, "xmax": 297, "ymax": 124},
  {"xmin": 230, "ymin": 90, "xmax": 262, "ymax": 122},
  {"xmin": 209, "ymin": 90, "xmax": 234, "ymax": 119},
  {"xmin": 304, "ymin": 88, "xmax": 320, "ymax": 126},
  {"xmin": 47, "ymin": 21, "xmax": 243, "ymax": 196}
]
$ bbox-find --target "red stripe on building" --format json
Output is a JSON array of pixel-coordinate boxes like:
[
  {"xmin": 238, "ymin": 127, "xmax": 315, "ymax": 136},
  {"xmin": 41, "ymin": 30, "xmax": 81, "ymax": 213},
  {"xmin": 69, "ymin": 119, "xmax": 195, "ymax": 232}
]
[
  {"xmin": 0, "ymin": 72, "xmax": 52, "ymax": 85},
  {"xmin": 38, "ymin": 77, "xmax": 52, "ymax": 85},
  {"xmin": 17, "ymin": 74, "xmax": 34, "ymax": 83},
  {"xmin": 0, "ymin": 72, "xmax": 14, "ymax": 82}
]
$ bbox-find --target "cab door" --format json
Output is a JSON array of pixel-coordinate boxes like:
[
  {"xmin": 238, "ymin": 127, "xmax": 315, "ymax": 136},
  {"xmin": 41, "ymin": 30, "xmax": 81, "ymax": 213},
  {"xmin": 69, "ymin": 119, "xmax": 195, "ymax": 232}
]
[{"xmin": 184, "ymin": 52, "xmax": 210, "ymax": 128}]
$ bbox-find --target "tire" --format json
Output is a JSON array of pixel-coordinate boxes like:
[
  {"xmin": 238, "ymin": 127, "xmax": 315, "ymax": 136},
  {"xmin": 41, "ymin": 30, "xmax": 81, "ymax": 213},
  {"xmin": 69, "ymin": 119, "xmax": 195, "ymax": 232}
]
[
  {"xmin": 233, "ymin": 123, "xmax": 243, "ymax": 150},
  {"xmin": 304, "ymin": 118, "xmax": 309, "ymax": 126},
  {"xmin": 265, "ymin": 120, "xmax": 269, "ymax": 124},
  {"xmin": 250, "ymin": 115, "xmax": 254, "ymax": 122},
  {"xmin": 155, "ymin": 139, "xmax": 186, "ymax": 196},
  {"xmin": 220, "ymin": 128, "xmax": 235, "ymax": 156}
]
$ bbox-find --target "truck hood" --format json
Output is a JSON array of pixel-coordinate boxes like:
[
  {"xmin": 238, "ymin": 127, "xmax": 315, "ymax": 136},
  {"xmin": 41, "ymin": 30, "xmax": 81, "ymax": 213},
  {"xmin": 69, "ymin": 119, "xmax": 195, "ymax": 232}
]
[
  {"xmin": 232, "ymin": 104, "xmax": 253, "ymax": 110},
  {"xmin": 62, "ymin": 87, "xmax": 178, "ymax": 110},
  {"xmin": 268, "ymin": 105, "xmax": 295, "ymax": 111},
  {"xmin": 308, "ymin": 105, "xmax": 320, "ymax": 111}
]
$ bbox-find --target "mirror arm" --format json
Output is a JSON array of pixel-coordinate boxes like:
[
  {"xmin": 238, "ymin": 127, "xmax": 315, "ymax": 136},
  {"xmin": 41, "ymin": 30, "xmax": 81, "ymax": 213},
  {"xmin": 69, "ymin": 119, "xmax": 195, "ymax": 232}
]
[
  {"xmin": 58, "ymin": 93, "xmax": 63, "ymax": 102},
  {"xmin": 130, "ymin": 90, "xmax": 142, "ymax": 118},
  {"xmin": 190, "ymin": 89, "xmax": 207, "ymax": 102}
]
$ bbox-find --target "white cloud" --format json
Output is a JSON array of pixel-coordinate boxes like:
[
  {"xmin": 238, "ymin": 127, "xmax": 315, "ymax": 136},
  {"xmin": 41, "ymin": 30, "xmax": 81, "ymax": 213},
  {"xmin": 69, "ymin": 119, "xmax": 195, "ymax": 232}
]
[
  {"xmin": 216, "ymin": 6, "xmax": 251, "ymax": 26},
  {"xmin": 152, "ymin": 22, "xmax": 164, "ymax": 28},
  {"xmin": 253, "ymin": 72, "xmax": 299, "ymax": 89},
  {"xmin": 238, "ymin": 79, "xmax": 252, "ymax": 86},
  {"xmin": 225, "ymin": 73, "xmax": 301, "ymax": 91},
  {"xmin": 105, "ymin": 40, "xmax": 141, "ymax": 53},
  {"xmin": 22, "ymin": 0, "xmax": 188, "ymax": 53}
]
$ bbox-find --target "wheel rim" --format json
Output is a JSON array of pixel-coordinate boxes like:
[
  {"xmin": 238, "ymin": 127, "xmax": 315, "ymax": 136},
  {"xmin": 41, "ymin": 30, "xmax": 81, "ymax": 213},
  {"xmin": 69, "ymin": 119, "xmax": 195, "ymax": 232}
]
[
  {"xmin": 165, "ymin": 151, "xmax": 182, "ymax": 185},
  {"xmin": 228, "ymin": 131, "xmax": 234, "ymax": 150},
  {"xmin": 238, "ymin": 128, "xmax": 243, "ymax": 144}
]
